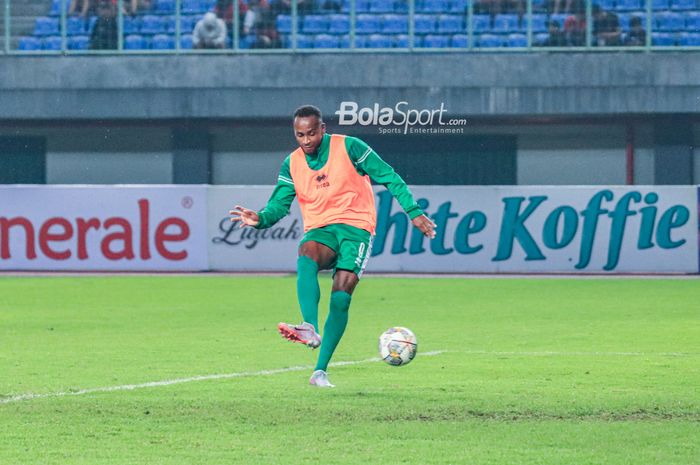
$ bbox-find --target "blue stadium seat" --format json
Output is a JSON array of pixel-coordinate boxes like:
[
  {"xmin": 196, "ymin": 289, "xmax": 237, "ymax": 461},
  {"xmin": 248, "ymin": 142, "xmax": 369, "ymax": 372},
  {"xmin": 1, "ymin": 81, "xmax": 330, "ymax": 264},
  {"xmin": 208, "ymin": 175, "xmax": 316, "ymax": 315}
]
[
  {"xmin": 651, "ymin": 31, "xmax": 676, "ymax": 44},
  {"xmin": 49, "ymin": 0, "xmax": 69, "ymax": 16},
  {"xmin": 449, "ymin": 0, "xmax": 468, "ymax": 13},
  {"xmin": 366, "ymin": 33, "xmax": 394, "ymax": 47},
  {"xmin": 493, "ymin": 14, "xmax": 519, "ymax": 32},
  {"xmin": 180, "ymin": 15, "xmax": 198, "ymax": 33},
  {"xmin": 338, "ymin": 34, "xmax": 351, "ymax": 48},
  {"xmin": 356, "ymin": 14, "xmax": 381, "ymax": 33},
  {"xmin": 88, "ymin": 16, "xmax": 98, "ymax": 34},
  {"xmin": 328, "ymin": 14, "xmax": 350, "ymax": 33},
  {"xmin": 67, "ymin": 17, "xmax": 86, "ymax": 36},
  {"xmin": 395, "ymin": 33, "xmax": 410, "ymax": 47},
  {"xmin": 506, "ymin": 33, "xmax": 527, "ymax": 46},
  {"xmin": 421, "ymin": 33, "xmax": 450, "ymax": 47},
  {"xmin": 419, "ymin": 0, "xmax": 449, "ymax": 13},
  {"xmin": 394, "ymin": 1, "xmax": 409, "ymax": 12},
  {"xmin": 381, "ymin": 14, "xmax": 408, "ymax": 33},
  {"xmin": 18, "ymin": 37, "xmax": 41, "ymax": 51},
  {"xmin": 182, "ymin": 0, "xmax": 206, "ymax": 14},
  {"xmin": 141, "ymin": 15, "xmax": 166, "ymax": 34},
  {"xmin": 414, "ymin": 14, "xmax": 436, "ymax": 33},
  {"xmin": 477, "ymin": 33, "xmax": 504, "ymax": 47},
  {"xmin": 155, "ymin": 0, "xmax": 176, "ymax": 13},
  {"xmin": 655, "ymin": 11, "xmax": 684, "ymax": 30},
  {"xmin": 534, "ymin": 32, "xmax": 549, "ymax": 44},
  {"xmin": 670, "ymin": 0, "xmax": 696, "ymax": 9},
  {"xmin": 42, "ymin": 36, "xmax": 62, "ymax": 50},
  {"xmin": 652, "ymin": 0, "xmax": 669, "ymax": 8},
  {"xmin": 151, "ymin": 34, "xmax": 175, "ymax": 49},
  {"xmin": 341, "ymin": 0, "xmax": 372, "ymax": 12},
  {"xmin": 450, "ymin": 33, "xmax": 469, "ymax": 47},
  {"xmin": 303, "ymin": 15, "xmax": 329, "ymax": 33},
  {"xmin": 615, "ymin": 0, "xmax": 642, "ymax": 9},
  {"xmin": 437, "ymin": 14, "xmax": 463, "ymax": 33},
  {"xmin": 68, "ymin": 35, "xmax": 90, "ymax": 50},
  {"xmin": 593, "ymin": 0, "xmax": 615, "ymax": 9},
  {"xmin": 314, "ymin": 33, "xmax": 341, "ymax": 47},
  {"xmin": 471, "ymin": 14, "xmax": 491, "ymax": 32},
  {"xmin": 124, "ymin": 15, "xmax": 142, "ymax": 34},
  {"xmin": 125, "ymin": 34, "xmax": 147, "ymax": 49},
  {"xmin": 34, "ymin": 17, "xmax": 59, "ymax": 37},
  {"xmin": 276, "ymin": 15, "xmax": 293, "ymax": 33},
  {"xmin": 679, "ymin": 31, "xmax": 700, "ymax": 43},
  {"xmin": 180, "ymin": 34, "xmax": 194, "ymax": 48},
  {"xmin": 686, "ymin": 11, "xmax": 700, "ymax": 30},
  {"xmin": 617, "ymin": 13, "xmax": 631, "ymax": 30},
  {"xmin": 529, "ymin": 13, "xmax": 547, "ymax": 32},
  {"xmin": 369, "ymin": 0, "xmax": 396, "ymax": 12},
  {"xmin": 296, "ymin": 34, "xmax": 315, "ymax": 48},
  {"xmin": 532, "ymin": 0, "xmax": 547, "ymax": 11},
  {"xmin": 548, "ymin": 13, "xmax": 568, "ymax": 28}
]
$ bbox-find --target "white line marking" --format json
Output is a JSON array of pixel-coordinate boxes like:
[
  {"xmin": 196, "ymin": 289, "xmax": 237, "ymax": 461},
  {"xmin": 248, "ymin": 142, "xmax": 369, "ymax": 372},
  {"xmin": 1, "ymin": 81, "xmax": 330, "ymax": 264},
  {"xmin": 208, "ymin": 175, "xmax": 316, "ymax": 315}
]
[
  {"xmin": 459, "ymin": 350, "xmax": 697, "ymax": 357},
  {"xmin": 0, "ymin": 350, "xmax": 446, "ymax": 405}
]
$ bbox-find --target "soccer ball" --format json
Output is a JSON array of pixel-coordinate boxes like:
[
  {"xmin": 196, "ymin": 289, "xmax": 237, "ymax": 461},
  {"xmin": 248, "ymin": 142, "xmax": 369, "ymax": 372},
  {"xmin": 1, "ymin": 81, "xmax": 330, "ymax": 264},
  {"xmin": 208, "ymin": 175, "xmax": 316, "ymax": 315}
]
[{"xmin": 379, "ymin": 327, "xmax": 417, "ymax": 366}]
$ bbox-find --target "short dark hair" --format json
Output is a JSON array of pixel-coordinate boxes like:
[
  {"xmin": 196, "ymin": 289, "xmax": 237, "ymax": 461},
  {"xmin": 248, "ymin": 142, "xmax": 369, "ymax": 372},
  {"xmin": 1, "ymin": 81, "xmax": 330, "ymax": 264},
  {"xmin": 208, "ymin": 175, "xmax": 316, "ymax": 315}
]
[{"xmin": 293, "ymin": 105, "xmax": 322, "ymax": 121}]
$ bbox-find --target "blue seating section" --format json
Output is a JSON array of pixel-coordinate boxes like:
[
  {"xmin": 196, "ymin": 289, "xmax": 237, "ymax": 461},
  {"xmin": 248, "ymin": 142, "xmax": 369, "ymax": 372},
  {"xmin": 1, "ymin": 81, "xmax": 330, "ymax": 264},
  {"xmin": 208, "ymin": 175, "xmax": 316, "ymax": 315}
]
[{"xmin": 20, "ymin": 0, "xmax": 700, "ymax": 51}]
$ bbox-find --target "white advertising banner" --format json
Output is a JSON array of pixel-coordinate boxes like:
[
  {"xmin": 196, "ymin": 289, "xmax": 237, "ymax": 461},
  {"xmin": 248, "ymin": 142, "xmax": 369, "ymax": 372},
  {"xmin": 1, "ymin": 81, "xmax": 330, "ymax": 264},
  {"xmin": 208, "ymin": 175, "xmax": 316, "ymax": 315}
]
[
  {"xmin": 208, "ymin": 186, "xmax": 699, "ymax": 273},
  {"xmin": 0, "ymin": 186, "xmax": 208, "ymax": 271}
]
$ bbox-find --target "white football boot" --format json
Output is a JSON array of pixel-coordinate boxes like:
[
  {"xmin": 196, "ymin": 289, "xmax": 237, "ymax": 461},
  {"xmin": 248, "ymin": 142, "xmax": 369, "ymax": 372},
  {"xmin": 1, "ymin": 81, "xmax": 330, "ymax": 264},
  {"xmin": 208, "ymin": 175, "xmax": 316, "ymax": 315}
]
[{"xmin": 309, "ymin": 370, "xmax": 335, "ymax": 388}]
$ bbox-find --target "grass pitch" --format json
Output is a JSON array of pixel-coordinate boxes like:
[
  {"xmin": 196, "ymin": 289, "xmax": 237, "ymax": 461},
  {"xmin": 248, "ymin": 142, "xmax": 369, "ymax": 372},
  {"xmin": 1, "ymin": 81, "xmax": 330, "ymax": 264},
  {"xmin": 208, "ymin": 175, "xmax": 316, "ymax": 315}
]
[{"xmin": 0, "ymin": 276, "xmax": 698, "ymax": 465}]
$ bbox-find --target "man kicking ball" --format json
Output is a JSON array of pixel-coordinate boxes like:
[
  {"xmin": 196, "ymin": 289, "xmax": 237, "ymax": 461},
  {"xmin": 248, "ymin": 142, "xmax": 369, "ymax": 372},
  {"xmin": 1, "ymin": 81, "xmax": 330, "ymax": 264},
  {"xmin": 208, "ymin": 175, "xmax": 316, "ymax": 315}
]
[{"xmin": 230, "ymin": 105, "xmax": 435, "ymax": 387}]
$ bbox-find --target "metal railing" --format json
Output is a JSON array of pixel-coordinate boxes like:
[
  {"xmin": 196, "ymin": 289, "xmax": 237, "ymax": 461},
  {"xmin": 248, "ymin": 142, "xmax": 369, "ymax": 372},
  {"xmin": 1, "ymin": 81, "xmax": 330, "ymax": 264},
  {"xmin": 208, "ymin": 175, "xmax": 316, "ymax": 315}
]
[{"xmin": 2, "ymin": 0, "xmax": 700, "ymax": 54}]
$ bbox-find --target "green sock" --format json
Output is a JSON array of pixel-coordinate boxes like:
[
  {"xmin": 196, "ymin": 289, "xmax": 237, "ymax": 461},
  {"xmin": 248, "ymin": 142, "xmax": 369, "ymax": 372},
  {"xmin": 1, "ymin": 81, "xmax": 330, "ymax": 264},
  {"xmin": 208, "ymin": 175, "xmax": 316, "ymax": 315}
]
[
  {"xmin": 297, "ymin": 256, "xmax": 320, "ymax": 332},
  {"xmin": 315, "ymin": 291, "xmax": 351, "ymax": 372}
]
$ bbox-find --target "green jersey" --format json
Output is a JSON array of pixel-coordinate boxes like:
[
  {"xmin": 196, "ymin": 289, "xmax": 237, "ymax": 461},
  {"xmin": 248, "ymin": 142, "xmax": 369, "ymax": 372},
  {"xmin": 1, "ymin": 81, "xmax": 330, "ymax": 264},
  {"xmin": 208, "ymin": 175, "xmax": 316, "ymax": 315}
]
[{"xmin": 255, "ymin": 133, "xmax": 424, "ymax": 230}]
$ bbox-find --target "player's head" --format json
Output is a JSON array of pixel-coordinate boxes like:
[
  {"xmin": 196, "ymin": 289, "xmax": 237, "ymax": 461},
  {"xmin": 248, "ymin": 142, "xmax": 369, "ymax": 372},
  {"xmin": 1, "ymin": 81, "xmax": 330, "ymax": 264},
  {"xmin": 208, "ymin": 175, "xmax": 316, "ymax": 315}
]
[{"xmin": 293, "ymin": 105, "xmax": 325, "ymax": 155}]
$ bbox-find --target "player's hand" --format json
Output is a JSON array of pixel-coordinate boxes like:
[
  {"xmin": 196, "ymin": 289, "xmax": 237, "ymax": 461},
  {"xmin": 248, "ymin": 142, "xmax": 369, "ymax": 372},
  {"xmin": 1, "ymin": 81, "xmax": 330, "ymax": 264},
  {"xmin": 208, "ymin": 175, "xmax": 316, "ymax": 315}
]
[
  {"xmin": 412, "ymin": 214, "xmax": 437, "ymax": 239},
  {"xmin": 229, "ymin": 205, "xmax": 260, "ymax": 228}
]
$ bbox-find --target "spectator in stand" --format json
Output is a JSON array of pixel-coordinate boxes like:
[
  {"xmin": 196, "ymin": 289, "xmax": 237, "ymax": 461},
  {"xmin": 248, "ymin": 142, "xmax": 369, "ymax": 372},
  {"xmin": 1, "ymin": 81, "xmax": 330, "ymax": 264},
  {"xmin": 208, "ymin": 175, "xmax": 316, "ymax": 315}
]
[
  {"xmin": 243, "ymin": 0, "xmax": 279, "ymax": 48},
  {"xmin": 215, "ymin": 0, "xmax": 249, "ymax": 38},
  {"xmin": 625, "ymin": 16, "xmax": 646, "ymax": 46},
  {"xmin": 563, "ymin": 0, "xmax": 586, "ymax": 46},
  {"xmin": 193, "ymin": 12, "xmax": 228, "ymax": 48},
  {"xmin": 592, "ymin": 4, "xmax": 621, "ymax": 46},
  {"xmin": 551, "ymin": 0, "xmax": 573, "ymax": 15},
  {"xmin": 89, "ymin": 0, "xmax": 117, "ymax": 49},
  {"xmin": 543, "ymin": 19, "xmax": 566, "ymax": 46}
]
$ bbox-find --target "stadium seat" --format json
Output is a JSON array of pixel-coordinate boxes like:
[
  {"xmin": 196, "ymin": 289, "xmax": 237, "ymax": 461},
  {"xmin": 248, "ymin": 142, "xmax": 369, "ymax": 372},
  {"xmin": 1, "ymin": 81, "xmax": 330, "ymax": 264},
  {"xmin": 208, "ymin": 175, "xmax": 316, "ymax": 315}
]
[
  {"xmin": 42, "ymin": 36, "xmax": 62, "ymax": 51},
  {"xmin": 534, "ymin": 32, "xmax": 549, "ymax": 44},
  {"xmin": 339, "ymin": 34, "xmax": 352, "ymax": 47},
  {"xmin": 366, "ymin": 33, "xmax": 394, "ymax": 47},
  {"xmin": 437, "ymin": 14, "xmax": 463, "ymax": 33},
  {"xmin": 617, "ymin": 13, "xmax": 631, "ymax": 30},
  {"xmin": 67, "ymin": 17, "xmax": 86, "ymax": 36},
  {"xmin": 124, "ymin": 15, "xmax": 141, "ymax": 34},
  {"xmin": 276, "ymin": 15, "xmax": 293, "ymax": 33},
  {"xmin": 151, "ymin": 34, "xmax": 175, "ymax": 49},
  {"xmin": 471, "ymin": 14, "xmax": 491, "ymax": 32},
  {"xmin": 369, "ymin": 0, "xmax": 396, "ymax": 13},
  {"xmin": 529, "ymin": 14, "xmax": 547, "ymax": 32},
  {"xmin": 394, "ymin": 1, "xmax": 409, "ymax": 12},
  {"xmin": 180, "ymin": 34, "xmax": 194, "ymax": 48},
  {"xmin": 493, "ymin": 14, "xmax": 519, "ymax": 32},
  {"xmin": 314, "ymin": 33, "xmax": 341, "ymax": 47},
  {"xmin": 381, "ymin": 14, "xmax": 409, "ymax": 33},
  {"xmin": 395, "ymin": 33, "xmax": 410, "ymax": 47},
  {"xmin": 477, "ymin": 33, "xmax": 504, "ymax": 47},
  {"xmin": 651, "ymin": 31, "xmax": 676, "ymax": 44},
  {"xmin": 548, "ymin": 13, "xmax": 568, "ymax": 28},
  {"xmin": 182, "ymin": 0, "xmax": 206, "ymax": 14},
  {"xmin": 679, "ymin": 31, "xmax": 700, "ymax": 43},
  {"xmin": 155, "ymin": 0, "xmax": 176, "ymax": 13},
  {"xmin": 34, "ymin": 17, "xmax": 60, "ymax": 37},
  {"xmin": 356, "ymin": 14, "xmax": 381, "ymax": 33},
  {"xmin": 670, "ymin": 0, "xmax": 697, "ymax": 9},
  {"xmin": 506, "ymin": 33, "xmax": 527, "ymax": 46},
  {"xmin": 296, "ymin": 34, "xmax": 315, "ymax": 48},
  {"xmin": 615, "ymin": 0, "xmax": 643, "ymax": 9},
  {"xmin": 341, "ymin": 0, "xmax": 372, "ymax": 12},
  {"xmin": 449, "ymin": 0, "xmax": 468, "ymax": 13},
  {"xmin": 421, "ymin": 33, "xmax": 450, "ymax": 47},
  {"xmin": 328, "ymin": 14, "xmax": 350, "ymax": 33},
  {"xmin": 303, "ymin": 15, "xmax": 329, "ymax": 33},
  {"xmin": 450, "ymin": 33, "xmax": 469, "ymax": 47},
  {"xmin": 49, "ymin": 0, "xmax": 69, "ymax": 16},
  {"xmin": 652, "ymin": 0, "xmax": 669, "ymax": 8},
  {"xmin": 88, "ymin": 16, "xmax": 98, "ymax": 34},
  {"xmin": 419, "ymin": 0, "xmax": 449, "ymax": 13},
  {"xmin": 593, "ymin": 0, "xmax": 615, "ymax": 9},
  {"xmin": 18, "ymin": 37, "xmax": 41, "ymax": 51},
  {"xmin": 141, "ymin": 15, "xmax": 166, "ymax": 34},
  {"xmin": 125, "ymin": 34, "xmax": 147, "ymax": 49},
  {"xmin": 686, "ymin": 11, "xmax": 700, "ymax": 30},
  {"xmin": 68, "ymin": 35, "xmax": 90, "ymax": 50},
  {"xmin": 414, "ymin": 14, "xmax": 437, "ymax": 33},
  {"xmin": 655, "ymin": 12, "xmax": 684, "ymax": 31}
]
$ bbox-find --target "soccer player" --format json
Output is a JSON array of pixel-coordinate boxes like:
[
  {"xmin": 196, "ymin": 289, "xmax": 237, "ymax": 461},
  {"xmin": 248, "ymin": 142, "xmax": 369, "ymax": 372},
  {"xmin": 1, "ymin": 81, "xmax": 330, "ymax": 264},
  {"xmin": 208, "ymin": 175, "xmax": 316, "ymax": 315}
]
[{"xmin": 230, "ymin": 105, "xmax": 435, "ymax": 388}]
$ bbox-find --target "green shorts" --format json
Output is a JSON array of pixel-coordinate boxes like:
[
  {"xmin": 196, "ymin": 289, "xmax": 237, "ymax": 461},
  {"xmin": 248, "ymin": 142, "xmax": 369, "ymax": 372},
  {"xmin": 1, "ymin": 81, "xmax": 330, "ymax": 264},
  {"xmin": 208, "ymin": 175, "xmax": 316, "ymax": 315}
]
[{"xmin": 299, "ymin": 224, "xmax": 374, "ymax": 277}]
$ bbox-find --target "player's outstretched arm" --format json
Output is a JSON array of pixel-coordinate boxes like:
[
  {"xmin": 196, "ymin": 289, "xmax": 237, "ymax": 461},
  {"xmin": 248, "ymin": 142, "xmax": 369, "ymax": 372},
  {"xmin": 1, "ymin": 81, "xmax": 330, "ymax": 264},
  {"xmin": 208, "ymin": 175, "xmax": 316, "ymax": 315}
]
[
  {"xmin": 229, "ymin": 205, "xmax": 260, "ymax": 228},
  {"xmin": 412, "ymin": 214, "xmax": 437, "ymax": 239}
]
